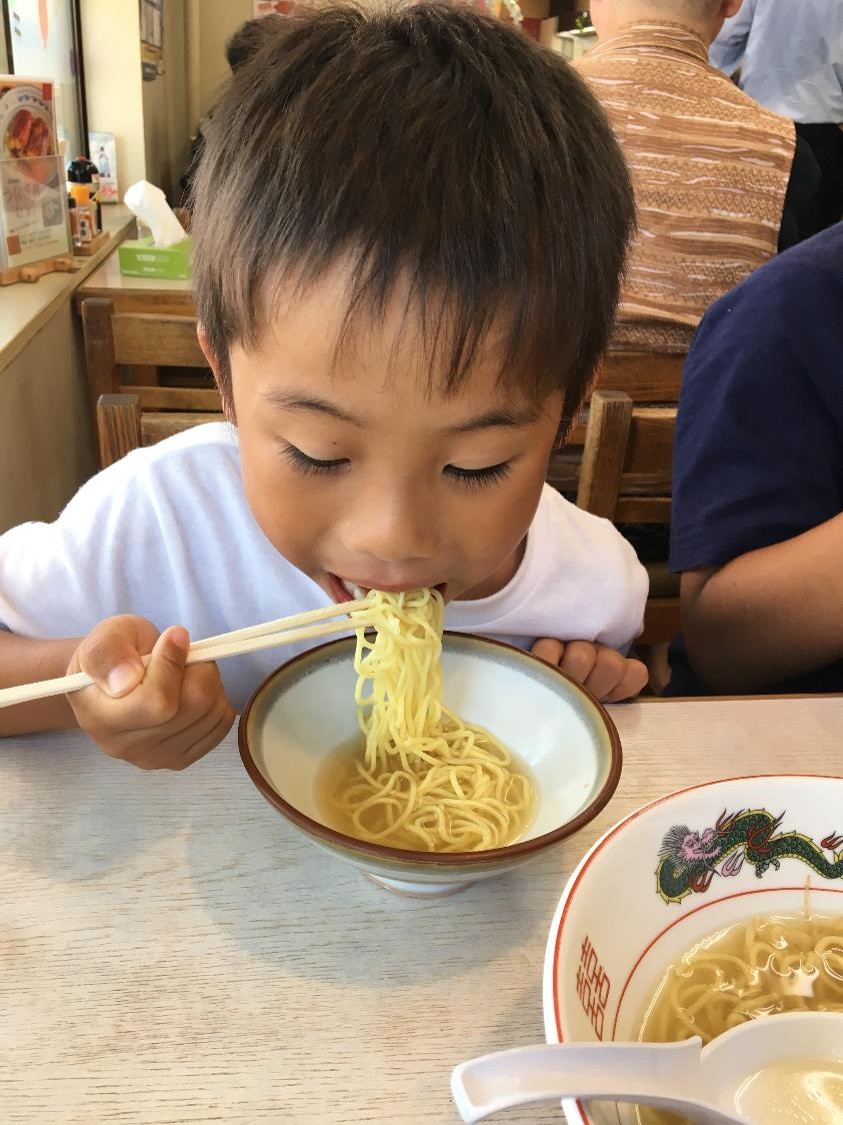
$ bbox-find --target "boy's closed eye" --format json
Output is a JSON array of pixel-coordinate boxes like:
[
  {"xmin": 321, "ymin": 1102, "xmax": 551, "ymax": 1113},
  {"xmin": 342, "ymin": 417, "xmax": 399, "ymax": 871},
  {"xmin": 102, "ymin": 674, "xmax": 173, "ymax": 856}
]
[{"xmin": 279, "ymin": 440, "xmax": 514, "ymax": 489}]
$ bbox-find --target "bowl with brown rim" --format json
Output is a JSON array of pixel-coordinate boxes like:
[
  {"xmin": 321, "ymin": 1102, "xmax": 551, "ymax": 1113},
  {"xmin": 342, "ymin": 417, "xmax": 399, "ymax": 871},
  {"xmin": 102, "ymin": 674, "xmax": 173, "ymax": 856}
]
[{"xmin": 238, "ymin": 632, "xmax": 622, "ymax": 897}]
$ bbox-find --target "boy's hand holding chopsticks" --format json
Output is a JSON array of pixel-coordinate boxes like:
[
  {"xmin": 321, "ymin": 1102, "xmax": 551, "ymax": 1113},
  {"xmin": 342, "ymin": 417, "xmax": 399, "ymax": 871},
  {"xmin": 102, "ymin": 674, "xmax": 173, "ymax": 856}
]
[
  {"xmin": 0, "ymin": 598, "xmax": 372, "ymax": 769},
  {"xmin": 65, "ymin": 614, "xmax": 236, "ymax": 771}
]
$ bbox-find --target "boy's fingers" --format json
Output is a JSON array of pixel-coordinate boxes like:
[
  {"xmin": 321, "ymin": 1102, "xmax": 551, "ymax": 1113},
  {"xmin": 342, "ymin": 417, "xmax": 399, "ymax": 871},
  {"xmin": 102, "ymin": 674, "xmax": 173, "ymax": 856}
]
[
  {"xmin": 133, "ymin": 627, "xmax": 191, "ymax": 724},
  {"xmin": 580, "ymin": 646, "xmax": 627, "ymax": 701},
  {"xmin": 603, "ymin": 658, "xmax": 649, "ymax": 703},
  {"xmin": 156, "ymin": 678, "xmax": 235, "ymax": 751},
  {"xmin": 175, "ymin": 703, "xmax": 237, "ymax": 770},
  {"xmin": 74, "ymin": 615, "xmax": 159, "ymax": 697},
  {"xmin": 559, "ymin": 641, "xmax": 599, "ymax": 685},
  {"xmin": 127, "ymin": 696, "xmax": 235, "ymax": 771},
  {"xmin": 531, "ymin": 638, "xmax": 564, "ymax": 666}
]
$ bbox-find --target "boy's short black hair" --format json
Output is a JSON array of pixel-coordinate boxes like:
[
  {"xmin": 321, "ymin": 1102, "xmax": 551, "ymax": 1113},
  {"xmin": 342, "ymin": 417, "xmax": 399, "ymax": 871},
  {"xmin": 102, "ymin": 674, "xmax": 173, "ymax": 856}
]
[
  {"xmin": 225, "ymin": 14, "xmax": 285, "ymax": 72},
  {"xmin": 193, "ymin": 3, "xmax": 635, "ymax": 435}
]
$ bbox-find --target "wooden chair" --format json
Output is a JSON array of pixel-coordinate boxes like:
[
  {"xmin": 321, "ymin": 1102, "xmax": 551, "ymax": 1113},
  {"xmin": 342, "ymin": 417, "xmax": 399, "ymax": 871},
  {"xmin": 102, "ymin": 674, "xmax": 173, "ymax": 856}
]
[
  {"xmin": 593, "ymin": 350, "xmax": 684, "ymax": 403},
  {"xmin": 81, "ymin": 297, "xmax": 218, "ymax": 462},
  {"xmin": 97, "ymin": 393, "xmax": 224, "ymax": 468},
  {"xmin": 575, "ymin": 389, "xmax": 678, "ymax": 686},
  {"xmin": 547, "ymin": 351, "xmax": 684, "ymax": 494}
]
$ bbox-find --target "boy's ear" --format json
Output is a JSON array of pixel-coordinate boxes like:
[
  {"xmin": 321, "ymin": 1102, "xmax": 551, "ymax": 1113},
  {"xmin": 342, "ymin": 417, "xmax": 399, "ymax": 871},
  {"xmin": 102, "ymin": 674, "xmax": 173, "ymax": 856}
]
[
  {"xmin": 197, "ymin": 323, "xmax": 236, "ymax": 423},
  {"xmin": 196, "ymin": 323, "xmax": 219, "ymax": 374}
]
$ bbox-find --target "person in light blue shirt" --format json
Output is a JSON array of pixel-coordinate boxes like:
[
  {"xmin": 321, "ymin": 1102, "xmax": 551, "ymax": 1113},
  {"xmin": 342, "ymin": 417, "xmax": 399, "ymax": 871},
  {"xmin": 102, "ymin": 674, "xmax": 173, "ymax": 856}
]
[{"xmin": 711, "ymin": 0, "xmax": 843, "ymax": 232}]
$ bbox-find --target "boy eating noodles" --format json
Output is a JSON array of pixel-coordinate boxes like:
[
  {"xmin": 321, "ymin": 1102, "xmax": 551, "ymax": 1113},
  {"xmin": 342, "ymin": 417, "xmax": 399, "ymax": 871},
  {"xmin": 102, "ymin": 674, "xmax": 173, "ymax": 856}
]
[{"xmin": 0, "ymin": 3, "xmax": 648, "ymax": 769}]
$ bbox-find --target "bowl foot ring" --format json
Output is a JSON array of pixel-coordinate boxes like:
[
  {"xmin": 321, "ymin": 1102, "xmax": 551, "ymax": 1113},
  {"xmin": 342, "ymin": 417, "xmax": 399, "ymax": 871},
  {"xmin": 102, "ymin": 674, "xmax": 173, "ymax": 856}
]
[{"xmin": 364, "ymin": 871, "xmax": 475, "ymax": 898}]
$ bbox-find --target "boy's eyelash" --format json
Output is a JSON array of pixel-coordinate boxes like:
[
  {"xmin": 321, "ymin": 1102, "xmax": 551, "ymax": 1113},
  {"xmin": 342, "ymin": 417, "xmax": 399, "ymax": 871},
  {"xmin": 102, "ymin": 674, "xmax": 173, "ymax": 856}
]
[
  {"xmin": 282, "ymin": 443, "xmax": 511, "ymax": 489},
  {"xmin": 281, "ymin": 443, "xmax": 349, "ymax": 476},
  {"xmin": 444, "ymin": 461, "xmax": 512, "ymax": 489}
]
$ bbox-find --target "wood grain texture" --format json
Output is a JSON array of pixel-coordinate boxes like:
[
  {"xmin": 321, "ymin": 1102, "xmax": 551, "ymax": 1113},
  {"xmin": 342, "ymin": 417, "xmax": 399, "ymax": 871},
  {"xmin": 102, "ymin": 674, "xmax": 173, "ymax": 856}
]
[
  {"xmin": 2, "ymin": 697, "xmax": 840, "ymax": 1122},
  {"xmin": 576, "ymin": 390, "xmax": 633, "ymax": 519},
  {"xmin": 112, "ymin": 314, "xmax": 207, "ymax": 368},
  {"xmin": 141, "ymin": 412, "xmax": 225, "ymax": 445},
  {"xmin": 81, "ymin": 297, "xmax": 119, "ymax": 419},
  {"xmin": 123, "ymin": 387, "xmax": 221, "ymax": 412},
  {"xmin": 97, "ymin": 394, "xmax": 142, "ymax": 467},
  {"xmin": 593, "ymin": 351, "xmax": 684, "ymax": 403},
  {"xmin": 623, "ymin": 408, "xmax": 677, "ymax": 475}
]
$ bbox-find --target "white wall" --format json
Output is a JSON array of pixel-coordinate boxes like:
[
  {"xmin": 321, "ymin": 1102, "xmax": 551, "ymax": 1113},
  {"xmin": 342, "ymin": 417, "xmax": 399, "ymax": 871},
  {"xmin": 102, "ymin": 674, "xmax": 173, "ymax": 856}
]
[
  {"xmin": 190, "ymin": 0, "xmax": 252, "ymax": 121},
  {"xmin": 81, "ymin": 0, "xmax": 190, "ymax": 203},
  {"xmin": 80, "ymin": 0, "xmax": 147, "ymax": 193}
]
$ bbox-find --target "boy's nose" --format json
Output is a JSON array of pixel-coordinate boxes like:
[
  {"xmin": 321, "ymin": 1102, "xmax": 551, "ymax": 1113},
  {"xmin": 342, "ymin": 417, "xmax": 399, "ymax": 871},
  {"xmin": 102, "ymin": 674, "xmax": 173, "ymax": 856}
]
[{"xmin": 342, "ymin": 490, "xmax": 439, "ymax": 565}]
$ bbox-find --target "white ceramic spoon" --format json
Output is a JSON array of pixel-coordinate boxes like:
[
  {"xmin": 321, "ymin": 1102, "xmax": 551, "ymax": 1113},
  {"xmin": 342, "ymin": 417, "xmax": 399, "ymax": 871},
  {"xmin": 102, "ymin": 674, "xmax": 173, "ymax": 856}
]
[{"xmin": 451, "ymin": 1011, "xmax": 843, "ymax": 1124}]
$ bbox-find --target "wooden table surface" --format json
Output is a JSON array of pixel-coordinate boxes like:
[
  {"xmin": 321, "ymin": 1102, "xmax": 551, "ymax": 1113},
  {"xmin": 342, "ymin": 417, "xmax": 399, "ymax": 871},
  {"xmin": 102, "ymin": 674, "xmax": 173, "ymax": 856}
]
[
  {"xmin": 2, "ymin": 696, "xmax": 841, "ymax": 1123},
  {"xmin": 75, "ymin": 247, "xmax": 195, "ymax": 317}
]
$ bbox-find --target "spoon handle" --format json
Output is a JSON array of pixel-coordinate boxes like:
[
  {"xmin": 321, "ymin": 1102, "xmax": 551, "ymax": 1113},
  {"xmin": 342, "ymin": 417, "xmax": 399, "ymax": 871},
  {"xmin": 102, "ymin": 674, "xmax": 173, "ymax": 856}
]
[{"xmin": 451, "ymin": 1041, "xmax": 745, "ymax": 1125}]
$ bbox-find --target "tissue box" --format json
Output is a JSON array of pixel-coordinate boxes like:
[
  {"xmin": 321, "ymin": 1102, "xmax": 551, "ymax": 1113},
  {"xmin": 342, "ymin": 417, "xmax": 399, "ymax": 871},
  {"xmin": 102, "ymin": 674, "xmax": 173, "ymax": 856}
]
[{"xmin": 118, "ymin": 236, "xmax": 192, "ymax": 280}]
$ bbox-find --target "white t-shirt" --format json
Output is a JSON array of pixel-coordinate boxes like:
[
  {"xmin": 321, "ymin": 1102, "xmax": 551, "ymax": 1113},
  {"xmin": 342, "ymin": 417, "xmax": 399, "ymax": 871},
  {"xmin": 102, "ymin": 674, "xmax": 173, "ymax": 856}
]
[{"xmin": 0, "ymin": 425, "xmax": 648, "ymax": 710}]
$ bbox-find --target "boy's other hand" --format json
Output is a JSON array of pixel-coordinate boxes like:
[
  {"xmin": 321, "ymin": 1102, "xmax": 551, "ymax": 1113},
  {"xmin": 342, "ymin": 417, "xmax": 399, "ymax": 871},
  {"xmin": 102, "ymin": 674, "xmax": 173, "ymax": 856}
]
[
  {"xmin": 531, "ymin": 638, "xmax": 647, "ymax": 702},
  {"xmin": 66, "ymin": 615, "xmax": 236, "ymax": 770}
]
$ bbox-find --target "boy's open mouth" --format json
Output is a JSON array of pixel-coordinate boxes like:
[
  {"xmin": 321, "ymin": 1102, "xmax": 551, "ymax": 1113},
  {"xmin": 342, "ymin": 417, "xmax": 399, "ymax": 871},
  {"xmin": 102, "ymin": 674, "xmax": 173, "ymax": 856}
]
[{"xmin": 328, "ymin": 574, "xmax": 447, "ymax": 604}]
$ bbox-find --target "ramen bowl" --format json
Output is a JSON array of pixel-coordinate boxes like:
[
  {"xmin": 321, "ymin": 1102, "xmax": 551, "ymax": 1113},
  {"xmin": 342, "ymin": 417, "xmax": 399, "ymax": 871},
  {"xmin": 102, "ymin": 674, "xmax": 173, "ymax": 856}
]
[
  {"xmin": 544, "ymin": 774, "xmax": 843, "ymax": 1124},
  {"xmin": 239, "ymin": 633, "xmax": 621, "ymax": 897}
]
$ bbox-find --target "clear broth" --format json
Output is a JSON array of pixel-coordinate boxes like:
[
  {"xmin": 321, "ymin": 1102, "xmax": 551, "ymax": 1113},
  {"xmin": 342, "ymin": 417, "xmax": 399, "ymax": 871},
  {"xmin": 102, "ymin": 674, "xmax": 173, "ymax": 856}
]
[
  {"xmin": 314, "ymin": 735, "xmax": 537, "ymax": 852},
  {"xmin": 635, "ymin": 912, "xmax": 843, "ymax": 1125},
  {"xmin": 736, "ymin": 1058, "xmax": 843, "ymax": 1124}
]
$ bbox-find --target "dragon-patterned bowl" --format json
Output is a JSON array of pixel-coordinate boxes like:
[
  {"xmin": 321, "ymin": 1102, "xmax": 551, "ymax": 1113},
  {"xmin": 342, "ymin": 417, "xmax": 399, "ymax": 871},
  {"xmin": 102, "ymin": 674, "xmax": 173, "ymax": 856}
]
[{"xmin": 542, "ymin": 774, "xmax": 843, "ymax": 1125}]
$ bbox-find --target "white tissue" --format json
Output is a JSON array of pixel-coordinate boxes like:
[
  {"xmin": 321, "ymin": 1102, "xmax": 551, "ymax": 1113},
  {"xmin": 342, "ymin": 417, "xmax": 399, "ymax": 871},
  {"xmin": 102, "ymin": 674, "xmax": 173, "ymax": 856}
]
[{"xmin": 124, "ymin": 180, "xmax": 188, "ymax": 248}]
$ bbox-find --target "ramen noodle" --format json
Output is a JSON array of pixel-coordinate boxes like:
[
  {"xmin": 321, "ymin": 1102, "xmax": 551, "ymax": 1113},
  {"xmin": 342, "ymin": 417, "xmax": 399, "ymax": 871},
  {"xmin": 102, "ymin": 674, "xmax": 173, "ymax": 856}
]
[
  {"xmin": 637, "ymin": 910, "xmax": 843, "ymax": 1124},
  {"xmin": 320, "ymin": 588, "xmax": 534, "ymax": 852}
]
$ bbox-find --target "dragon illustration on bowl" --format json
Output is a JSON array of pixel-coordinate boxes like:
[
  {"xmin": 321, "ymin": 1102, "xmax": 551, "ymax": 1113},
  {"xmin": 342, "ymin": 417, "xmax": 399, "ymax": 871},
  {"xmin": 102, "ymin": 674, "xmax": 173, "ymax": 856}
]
[{"xmin": 656, "ymin": 808, "xmax": 843, "ymax": 904}]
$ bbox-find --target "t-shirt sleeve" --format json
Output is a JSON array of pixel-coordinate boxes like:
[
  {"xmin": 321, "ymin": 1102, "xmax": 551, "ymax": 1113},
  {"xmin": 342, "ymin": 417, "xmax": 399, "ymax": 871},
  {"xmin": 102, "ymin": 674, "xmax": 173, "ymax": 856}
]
[
  {"xmin": 542, "ymin": 493, "xmax": 649, "ymax": 651},
  {"xmin": 669, "ymin": 256, "xmax": 843, "ymax": 575},
  {"xmin": 0, "ymin": 452, "xmax": 166, "ymax": 639}
]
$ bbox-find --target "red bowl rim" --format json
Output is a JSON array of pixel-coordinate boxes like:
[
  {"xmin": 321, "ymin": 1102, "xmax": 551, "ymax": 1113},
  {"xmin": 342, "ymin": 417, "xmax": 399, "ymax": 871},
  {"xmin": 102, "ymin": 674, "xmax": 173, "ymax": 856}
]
[{"xmin": 545, "ymin": 772, "xmax": 843, "ymax": 1124}]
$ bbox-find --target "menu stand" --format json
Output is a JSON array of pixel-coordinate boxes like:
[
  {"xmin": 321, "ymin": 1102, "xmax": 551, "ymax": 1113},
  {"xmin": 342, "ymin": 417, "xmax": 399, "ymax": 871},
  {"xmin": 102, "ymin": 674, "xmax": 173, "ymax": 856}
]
[{"xmin": 0, "ymin": 253, "xmax": 76, "ymax": 286}]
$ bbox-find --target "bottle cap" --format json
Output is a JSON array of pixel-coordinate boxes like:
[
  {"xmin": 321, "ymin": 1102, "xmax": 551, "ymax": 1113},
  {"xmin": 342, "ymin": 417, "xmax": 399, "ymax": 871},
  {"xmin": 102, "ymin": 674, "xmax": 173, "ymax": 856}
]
[{"xmin": 67, "ymin": 156, "xmax": 97, "ymax": 183}]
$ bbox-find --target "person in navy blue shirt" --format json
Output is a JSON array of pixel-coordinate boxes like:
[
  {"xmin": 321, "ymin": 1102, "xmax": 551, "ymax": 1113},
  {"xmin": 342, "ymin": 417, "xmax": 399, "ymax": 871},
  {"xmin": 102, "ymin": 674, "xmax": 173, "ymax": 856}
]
[{"xmin": 667, "ymin": 222, "xmax": 843, "ymax": 696}]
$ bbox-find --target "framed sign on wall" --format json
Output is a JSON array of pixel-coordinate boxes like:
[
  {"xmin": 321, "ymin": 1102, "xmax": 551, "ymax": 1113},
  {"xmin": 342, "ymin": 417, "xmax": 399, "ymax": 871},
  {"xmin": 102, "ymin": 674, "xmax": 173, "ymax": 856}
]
[{"xmin": 140, "ymin": 0, "xmax": 162, "ymax": 81}]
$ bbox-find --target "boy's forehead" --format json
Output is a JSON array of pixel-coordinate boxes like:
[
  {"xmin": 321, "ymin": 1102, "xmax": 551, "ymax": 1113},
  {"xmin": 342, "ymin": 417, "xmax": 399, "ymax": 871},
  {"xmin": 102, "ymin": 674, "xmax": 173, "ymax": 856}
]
[{"xmin": 241, "ymin": 264, "xmax": 536, "ymax": 408}]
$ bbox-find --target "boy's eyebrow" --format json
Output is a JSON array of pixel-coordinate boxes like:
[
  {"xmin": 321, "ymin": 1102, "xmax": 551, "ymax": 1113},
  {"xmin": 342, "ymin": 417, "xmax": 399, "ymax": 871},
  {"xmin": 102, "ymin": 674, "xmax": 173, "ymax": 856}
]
[
  {"xmin": 261, "ymin": 390, "xmax": 540, "ymax": 432},
  {"xmin": 260, "ymin": 389, "xmax": 363, "ymax": 426},
  {"xmin": 443, "ymin": 406, "xmax": 541, "ymax": 435}
]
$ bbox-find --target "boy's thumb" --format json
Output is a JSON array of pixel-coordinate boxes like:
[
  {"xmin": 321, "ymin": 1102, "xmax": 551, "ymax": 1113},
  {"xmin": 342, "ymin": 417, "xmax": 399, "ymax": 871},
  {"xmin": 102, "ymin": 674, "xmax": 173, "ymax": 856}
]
[
  {"xmin": 76, "ymin": 616, "xmax": 152, "ymax": 697},
  {"xmin": 143, "ymin": 626, "xmax": 190, "ymax": 687}
]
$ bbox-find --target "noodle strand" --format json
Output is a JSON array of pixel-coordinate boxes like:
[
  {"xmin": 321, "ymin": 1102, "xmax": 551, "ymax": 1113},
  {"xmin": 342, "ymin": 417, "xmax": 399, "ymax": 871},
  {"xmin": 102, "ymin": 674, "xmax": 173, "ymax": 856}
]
[{"xmin": 327, "ymin": 589, "xmax": 534, "ymax": 852}]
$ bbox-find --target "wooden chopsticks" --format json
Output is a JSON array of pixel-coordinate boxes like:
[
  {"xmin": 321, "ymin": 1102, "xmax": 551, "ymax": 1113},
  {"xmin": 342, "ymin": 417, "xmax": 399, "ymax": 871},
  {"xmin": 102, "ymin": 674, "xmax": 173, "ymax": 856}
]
[{"xmin": 0, "ymin": 598, "xmax": 372, "ymax": 710}]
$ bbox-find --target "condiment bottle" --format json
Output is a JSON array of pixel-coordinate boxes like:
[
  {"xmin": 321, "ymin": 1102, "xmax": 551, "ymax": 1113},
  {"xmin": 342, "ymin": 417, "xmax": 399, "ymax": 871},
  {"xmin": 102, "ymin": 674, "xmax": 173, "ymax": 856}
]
[{"xmin": 67, "ymin": 157, "xmax": 101, "ymax": 232}]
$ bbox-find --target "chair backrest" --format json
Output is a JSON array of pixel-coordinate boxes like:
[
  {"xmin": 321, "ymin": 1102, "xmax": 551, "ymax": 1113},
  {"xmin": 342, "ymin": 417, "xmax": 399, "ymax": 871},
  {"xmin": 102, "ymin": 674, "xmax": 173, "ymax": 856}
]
[
  {"xmin": 576, "ymin": 389, "xmax": 675, "ymax": 523},
  {"xmin": 592, "ymin": 350, "xmax": 684, "ymax": 403},
  {"xmin": 97, "ymin": 393, "xmax": 224, "ymax": 468},
  {"xmin": 82, "ymin": 295, "xmax": 206, "ymax": 368},
  {"xmin": 575, "ymin": 389, "xmax": 679, "ymax": 653},
  {"xmin": 81, "ymin": 296, "xmax": 214, "ymax": 433},
  {"xmin": 546, "ymin": 351, "xmax": 684, "ymax": 495}
]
